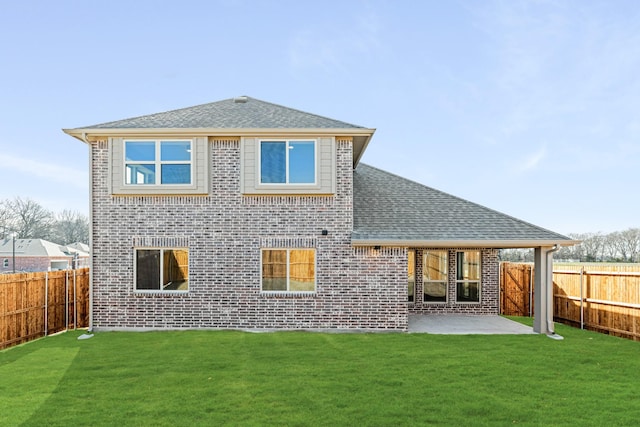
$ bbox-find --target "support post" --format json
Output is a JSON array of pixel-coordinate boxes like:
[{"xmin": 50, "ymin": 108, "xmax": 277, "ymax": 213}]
[{"xmin": 533, "ymin": 246, "xmax": 556, "ymax": 334}]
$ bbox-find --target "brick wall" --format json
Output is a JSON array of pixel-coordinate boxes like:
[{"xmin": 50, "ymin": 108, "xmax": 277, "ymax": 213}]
[
  {"xmin": 0, "ymin": 256, "xmax": 72, "ymax": 273},
  {"xmin": 408, "ymin": 249, "xmax": 499, "ymax": 315},
  {"xmin": 90, "ymin": 137, "xmax": 408, "ymax": 331}
]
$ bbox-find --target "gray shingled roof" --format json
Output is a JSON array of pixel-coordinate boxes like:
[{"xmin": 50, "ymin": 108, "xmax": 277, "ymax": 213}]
[
  {"xmin": 76, "ymin": 96, "xmax": 366, "ymax": 130},
  {"xmin": 353, "ymin": 164, "xmax": 573, "ymax": 246}
]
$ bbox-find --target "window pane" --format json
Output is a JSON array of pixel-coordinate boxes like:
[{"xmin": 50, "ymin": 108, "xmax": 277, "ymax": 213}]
[
  {"xmin": 424, "ymin": 282, "xmax": 447, "ymax": 302},
  {"xmin": 161, "ymin": 141, "xmax": 191, "ymax": 161},
  {"xmin": 161, "ymin": 164, "xmax": 191, "ymax": 184},
  {"xmin": 136, "ymin": 250, "xmax": 160, "ymax": 290},
  {"xmin": 262, "ymin": 250, "xmax": 287, "ymax": 291},
  {"xmin": 289, "ymin": 249, "xmax": 315, "ymax": 291},
  {"xmin": 408, "ymin": 250, "xmax": 415, "ymax": 302},
  {"xmin": 162, "ymin": 249, "xmax": 189, "ymax": 291},
  {"xmin": 457, "ymin": 282, "xmax": 480, "ymax": 302},
  {"xmin": 126, "ymin": 164, "xmax": 155, "ymax": 184},
  {"xmin": 457, "ymin": 251, "xmax": 480, "ymax": 281},
  {"xmin": 261, "ymin": 142, "xmax": 286, "ymax": 183},
  {"xmin": 424, "ymin": 251, "xmax": 448, "ymax": 281},
  {"xmin": 288, "ymin": 141, "xmax": 315, "ymax": 183},
  {"xmin": 126, "ymin": 141, "xmax": 155, "ymax": 161}
]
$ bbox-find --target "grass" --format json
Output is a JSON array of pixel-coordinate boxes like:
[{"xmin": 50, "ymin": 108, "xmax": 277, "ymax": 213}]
[{"xmin": 2, "ymin": 318, "xmax": 640, "ymax": 426}]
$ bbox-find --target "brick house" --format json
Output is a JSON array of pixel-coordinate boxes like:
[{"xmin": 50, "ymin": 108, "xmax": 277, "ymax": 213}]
[
  {"xmin": 0, "ymin": 238, "xmax": 89, "ymax": 272},
  {"xmin": 63, "ymin": 96, "xmax": 575, "ymax": 333}
]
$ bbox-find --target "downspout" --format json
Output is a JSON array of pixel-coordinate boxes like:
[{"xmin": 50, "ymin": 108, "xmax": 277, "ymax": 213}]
[
  {"xmin": 81, "ymin": 132, "xmax": 94, "ymax": 332},
  {"xmin": 546, "ymin": 244, "xmax": 561, "ymax": 336}
]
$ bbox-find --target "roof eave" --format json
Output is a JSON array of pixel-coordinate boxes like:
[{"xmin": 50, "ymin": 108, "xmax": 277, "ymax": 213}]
[
  {"xmin": 351, "ymin": 238, "xmax": 581, "ymax": 248},
  {"xmin": 62, "ymin": 127, "xmax": 376, "ymax": 140}
]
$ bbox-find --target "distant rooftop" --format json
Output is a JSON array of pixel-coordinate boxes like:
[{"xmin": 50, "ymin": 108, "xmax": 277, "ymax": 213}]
[{"xmin": 0, "ymin": 238, "xmax": 89, "ymax": 257}]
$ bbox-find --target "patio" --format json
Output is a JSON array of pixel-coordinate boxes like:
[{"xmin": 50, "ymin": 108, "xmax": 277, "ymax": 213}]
[{"xmin": 408, "ymin": 315, "xmax": 535, "ymax": 334}]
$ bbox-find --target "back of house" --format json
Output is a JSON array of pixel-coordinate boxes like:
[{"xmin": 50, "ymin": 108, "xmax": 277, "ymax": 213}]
[{"xmin": 64, "ymin": 96, "xmax": 574, "ymax": 331}]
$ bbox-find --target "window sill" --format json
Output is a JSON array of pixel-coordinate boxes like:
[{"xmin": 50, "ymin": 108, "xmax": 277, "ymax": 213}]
[
  {"xmin": 133, "ymin": 290, "xmax": 189, "ymax": 297},
  {"xmin": 261, "ymin": 291, "xmax": 317, "ymax": 298}
]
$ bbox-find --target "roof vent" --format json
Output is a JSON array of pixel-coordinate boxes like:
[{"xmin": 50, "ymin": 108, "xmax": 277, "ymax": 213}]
[{"xmin": 233, "ymin": 96, "xmax": 248, "ymax": 103}]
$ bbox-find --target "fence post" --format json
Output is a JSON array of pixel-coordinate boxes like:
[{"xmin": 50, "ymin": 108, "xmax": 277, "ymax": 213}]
[
  {"xmin": 65, "ymin": 270, "xmax": 69, "ymax": 331},
  {"xmin": 73, "ymin": 269, "xmax": 77, "ymax": 330},
  {"xmin": 44, "ymin": 271, "xmax": 48, "ymax": 336},
  {"xmin": 580, "ymin": 266, "xmax": 584, "ymax": 330}
]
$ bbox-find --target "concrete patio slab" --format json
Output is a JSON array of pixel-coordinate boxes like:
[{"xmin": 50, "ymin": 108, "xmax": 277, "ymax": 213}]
[{"xmin": 408, "ymin": 315, "xmax": 535, "ymax": 335}]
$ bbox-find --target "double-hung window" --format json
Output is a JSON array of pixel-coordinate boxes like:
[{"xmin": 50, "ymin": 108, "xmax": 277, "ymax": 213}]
[
  {"xmin": 261, "ymin": 249, "xmax": 315, "ymax": 292},
  {"xmin": 260, "ymin": 140, "xmax": 316, "ymax": 184},
  {"xmin": 2, "ymin": 258, "xmax": 8, "ymax": 268},
  {"xmin": 455, "ymin": 251, "xmax": 480, "ymax": 303},
  {"xmin": 125, "ymin": 140, "xmax": 192, "ymax": 185},
  {"xmin": 135, "ymin": 248, "xmax": 189, "ymax": 292},
  {"xmin": 423, "ymin": 250, "xmax": 448, "ymax": 303}
]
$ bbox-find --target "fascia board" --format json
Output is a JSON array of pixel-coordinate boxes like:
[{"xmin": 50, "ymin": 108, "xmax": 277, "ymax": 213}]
[
  {"xmin": 351, "ymin": 239, "xmax": 581, "ymax": 248},
  {"xmin": 63, "ymin": 127, "xmax": 376, "ymax": 141}
]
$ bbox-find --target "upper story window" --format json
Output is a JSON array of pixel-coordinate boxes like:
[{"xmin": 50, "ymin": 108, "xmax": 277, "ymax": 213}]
[
  {"xmin": 125, "ymin": 140, "xmax": 192, "ymax": 185},
  {"xmin": 260, "ymin": 140, "xmax": 316, "ymax": 184}
]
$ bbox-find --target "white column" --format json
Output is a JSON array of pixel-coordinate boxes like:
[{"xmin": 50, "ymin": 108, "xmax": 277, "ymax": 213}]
[{"xmin": 533, "ymin": 246, "xmax": 555, "ymax": 334}]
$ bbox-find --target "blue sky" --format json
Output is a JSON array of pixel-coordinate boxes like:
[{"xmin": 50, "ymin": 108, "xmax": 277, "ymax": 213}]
[{"xmin": 1, "ymin": 0, "xmax": 638, "ymax": 235}]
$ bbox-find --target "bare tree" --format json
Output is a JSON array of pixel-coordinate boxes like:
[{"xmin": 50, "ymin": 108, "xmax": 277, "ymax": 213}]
[
  {"xmin": 579, "ymin": 232, "xmax": 605, "ymax": 262},
  {"xmin": 602, "ymin": 233, "xmax": 621, "ymax": 261},
  {"xmin": 52, "ymin": 209, "xmax": 89, "ymax": 244},
  {"xmin": 0, "ymin": 200, "xmax": 12, "ymax": 239},
  {"xmin": 615, "ymin": 228, "xmax": 640, "ymax": 263},
  {"xmin": 6, "ymin": 197, "xmax": 55, "ymax": 239}
]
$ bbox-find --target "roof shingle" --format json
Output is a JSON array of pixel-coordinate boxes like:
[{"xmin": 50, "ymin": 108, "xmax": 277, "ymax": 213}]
[
  {"xmin": 76, "ymin": 96, "xmax": 366, "ymax": 130},
  {"xmin": 353, "ymin": 164, "xmax": 572, "ymax": 246}
]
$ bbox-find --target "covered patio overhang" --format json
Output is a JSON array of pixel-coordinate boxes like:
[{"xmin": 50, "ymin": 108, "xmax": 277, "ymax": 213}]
[{"xmin": 352, "ymin": 237, "xmax": 580, "ymax": 336}]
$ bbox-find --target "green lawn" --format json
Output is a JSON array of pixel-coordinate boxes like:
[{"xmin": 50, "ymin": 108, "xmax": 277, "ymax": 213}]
[{"xmin": 2, "ymin": 318, "xmax": 640, "ymax": 426}]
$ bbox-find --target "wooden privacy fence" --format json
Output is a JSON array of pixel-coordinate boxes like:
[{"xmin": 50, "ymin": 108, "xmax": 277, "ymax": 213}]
[
  {"xmin": 0, "ymin": 268, "xmax": 89, "ymax": 350},
  {"xmin": 500, "ymin": 262, "xmax": 640, "ymax": 341},
  {"xmin": 500, "ymin": 262, "xmax": 534, "ymax": 317}
]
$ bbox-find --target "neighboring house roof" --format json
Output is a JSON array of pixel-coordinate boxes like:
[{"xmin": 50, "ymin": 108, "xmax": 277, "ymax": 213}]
[
  {"xmin": 352, "ymin": 164, "xmax": 576, "ymax": 248},
  {"xmin": 63, "ymin": 96, "xmax": 376, "ymax": 165},
  {"xmin": 66, "ymin": 242, "xmax": 90, "ymax": 254},
  {"xmin": 0, "ymin": 238, "xmax": 78, "ymax": 257}
]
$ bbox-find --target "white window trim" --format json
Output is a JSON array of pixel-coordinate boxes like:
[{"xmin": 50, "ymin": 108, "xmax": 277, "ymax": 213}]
[
  {"xmin": 423, "ymin": 250, "xmax": 448, "ymax": 304},
  {"xmin": 2, "ymin": 258, "xmax": 8, "ymax": 268},
  {"xmin": 455, "ymin": 250, "xmax": 481, "ymax": 304},
  {"xmin": 258, "ymin": 139, "xmax": 318, "ymax": 186},
  {"xmin": 123, "ymin": 139, "xmax": 193, "ymax": 187},
  {"xmin": 133, "ymin": 247, "xmax": 189, "ymax": 294},
  {"xmin": 260, "ymin": 248, "xmax": 316, "ymax": 295}
]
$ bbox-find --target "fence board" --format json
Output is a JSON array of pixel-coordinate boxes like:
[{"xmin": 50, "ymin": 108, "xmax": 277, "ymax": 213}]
[
  {"xmin": 0, "ymin": 268, "xmax": 89, "ymax": 350},
  {"xmin": 500, "ymin": 263, "xmax": 533, "ymax": 316}
]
